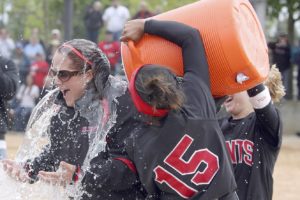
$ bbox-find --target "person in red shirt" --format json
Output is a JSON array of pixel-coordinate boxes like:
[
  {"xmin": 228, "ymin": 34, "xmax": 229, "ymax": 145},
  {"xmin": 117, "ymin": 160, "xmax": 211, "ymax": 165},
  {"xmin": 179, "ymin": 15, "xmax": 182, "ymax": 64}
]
[
  {"xmin": 30, "ymin": 53, "xmax": 49, "ymax": 90},
  {"xmin": 98, "ymin": 31, "xmax": 120, "ymax": 75}
]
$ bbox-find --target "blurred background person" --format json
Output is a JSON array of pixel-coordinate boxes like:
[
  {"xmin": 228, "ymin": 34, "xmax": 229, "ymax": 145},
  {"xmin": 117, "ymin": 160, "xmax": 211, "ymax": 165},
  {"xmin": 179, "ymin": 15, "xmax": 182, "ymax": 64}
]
[
  {"xmin": 46, "ymin": 29, "xmax": 62, "ymax": 65},
  {"xmin": 268, "ymin": 34, "xmax": 291, "ymax": 99},
  {"xmin": 24, "ymin": 34, "xmax": 46, "ymax": 65},
  {"xmin": 0, "ymin": 28, "xmax": 15, "ymax": 59},
  {"xmin": 132, "ymin": 1, "xmax": 153, "ymax": 19},
  {"xmin": 0, "ymin": 57, "xmax": 19, "ymax": 159},
  {"xmin": 102, "ymin": 0, "xmax": 130, "ymax": 41},
  {"xmin": 30, "ymin": 53, "xmax": 49, "ymax": 92},
  {"xmin": 11, "ymin": 74, "xmax": 39, "ymax": 132},
  {"xmin": 291, "ymin": 39, "xmax": 300, "ymax": 100},
  {"xmin": 84, "ymin": 1, "xmax": 103, "ymax": 43},
  {"xmin": 12, "ymin": 42, "xmax": 30, "ymax": 84},
  {"xmin": 153, "ymin": 5, "xmax": 163, "ymax": 16},
  {"xmin": 98, "ymin": 31, "xmax": 120, "ymax": 75}
]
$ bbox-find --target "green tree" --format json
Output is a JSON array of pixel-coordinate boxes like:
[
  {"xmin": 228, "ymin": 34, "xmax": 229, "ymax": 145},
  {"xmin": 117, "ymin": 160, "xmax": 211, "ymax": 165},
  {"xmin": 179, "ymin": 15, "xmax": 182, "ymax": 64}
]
[
  {"xmin": 267, "ymin": 0, "xmax": 300, "ymax": 43},
  {"xmin": 6, "ymin": 0, "xmax": 197, "ymax": 43}
]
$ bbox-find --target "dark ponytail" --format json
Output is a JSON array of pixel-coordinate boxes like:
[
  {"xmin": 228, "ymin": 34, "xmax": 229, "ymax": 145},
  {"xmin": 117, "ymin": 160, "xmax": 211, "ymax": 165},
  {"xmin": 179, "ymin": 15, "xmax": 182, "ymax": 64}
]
[{"xmin": 135, "ymin": 65, "xmax": 184, "ymax": 111}]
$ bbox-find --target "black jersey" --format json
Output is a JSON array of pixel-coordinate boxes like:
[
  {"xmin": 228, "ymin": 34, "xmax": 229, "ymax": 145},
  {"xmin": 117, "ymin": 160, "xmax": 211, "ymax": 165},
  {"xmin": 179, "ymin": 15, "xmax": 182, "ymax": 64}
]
[
  {"xmin": 125, "ymin": 20, "xmax": 237, "ymax": 200},
  {"xmin": 219, "ymin": 87, "xmax": 282, "ymax": 200},
  {"xmin": 81, "ymin": 90, "xmax": 146, "ymax": 200},
  {"xmin": 26, "ymin": 92, "xmax": 90, "ymax": 181}
]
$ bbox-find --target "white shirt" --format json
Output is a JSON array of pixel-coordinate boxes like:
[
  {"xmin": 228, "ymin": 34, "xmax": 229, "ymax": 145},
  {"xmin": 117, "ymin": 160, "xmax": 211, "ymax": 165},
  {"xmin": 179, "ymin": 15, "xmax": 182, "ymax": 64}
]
[
  {"xmin": 0, "ymin": 37, "xmax": 15, "ymax": 59},
  {"xmin": 16, "ymin": 84, "xmax": 40, "ymax": 108},
  {"xmin": 102, "ymin": 5, "xmax": 130, "ymax": 32},
  {"xmin": 24, "ymin": 43, "xmax": 45, "ymax": 63}
]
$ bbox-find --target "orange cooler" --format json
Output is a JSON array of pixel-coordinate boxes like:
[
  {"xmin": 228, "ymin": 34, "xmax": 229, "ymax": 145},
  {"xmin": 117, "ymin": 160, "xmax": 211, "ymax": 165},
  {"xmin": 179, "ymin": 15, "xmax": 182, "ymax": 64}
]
[{"xmin": 121, "ymin": 0, "xmax": 269, "ymax": 97}]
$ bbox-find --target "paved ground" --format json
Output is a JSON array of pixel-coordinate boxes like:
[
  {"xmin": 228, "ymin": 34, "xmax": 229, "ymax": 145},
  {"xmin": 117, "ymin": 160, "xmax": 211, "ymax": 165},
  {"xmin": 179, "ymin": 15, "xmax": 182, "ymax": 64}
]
[{"xmin": 5, "ymin": 132, "xmax": 300, "ymax": 199}]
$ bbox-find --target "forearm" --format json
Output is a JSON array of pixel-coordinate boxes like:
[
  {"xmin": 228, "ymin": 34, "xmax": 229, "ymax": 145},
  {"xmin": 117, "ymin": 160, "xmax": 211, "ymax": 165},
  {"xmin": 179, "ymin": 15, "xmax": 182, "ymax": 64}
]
[
  {"xmin": 248, "ymin": 84, "xmax": 281, "ymax": 145},
  {"xmin": 83, "ymin": 156, "xmax": 138, "ymax": 191},
  {"xmin": 25, "ymin": 151, "xmax": 56, "ymax": 182},
  {"xmin": 144, "ymin": 20, "xmax": 198, "ymax": 47}
]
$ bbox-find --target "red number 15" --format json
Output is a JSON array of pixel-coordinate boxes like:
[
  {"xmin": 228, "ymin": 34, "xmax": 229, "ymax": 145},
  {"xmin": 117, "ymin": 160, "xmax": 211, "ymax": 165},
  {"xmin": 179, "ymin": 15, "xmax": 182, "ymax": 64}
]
[{"xmin": 154, "ymin": 134, "xmax": 219, "ymax": 199}]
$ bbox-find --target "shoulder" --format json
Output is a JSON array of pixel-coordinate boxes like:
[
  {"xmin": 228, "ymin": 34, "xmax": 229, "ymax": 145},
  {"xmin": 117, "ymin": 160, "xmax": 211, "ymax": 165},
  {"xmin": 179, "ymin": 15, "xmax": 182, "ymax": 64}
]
[
  {"xmin": 0, "ymin": 57, "xmax": 8, "ymax": 65},
  {"xmin": 0, "ymin": 57, "xmax": 17, "ymax": 71},
  {"xmin": 119, "ymin": 6, "xmax": 129, "ymax": 12}
]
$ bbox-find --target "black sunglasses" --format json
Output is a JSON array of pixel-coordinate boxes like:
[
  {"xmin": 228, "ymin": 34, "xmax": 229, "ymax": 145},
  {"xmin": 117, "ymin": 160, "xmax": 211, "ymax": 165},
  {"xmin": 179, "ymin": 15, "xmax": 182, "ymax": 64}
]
[{"xmin": 49, "ymin": 69, "xmax": 82, "ymax": 82}]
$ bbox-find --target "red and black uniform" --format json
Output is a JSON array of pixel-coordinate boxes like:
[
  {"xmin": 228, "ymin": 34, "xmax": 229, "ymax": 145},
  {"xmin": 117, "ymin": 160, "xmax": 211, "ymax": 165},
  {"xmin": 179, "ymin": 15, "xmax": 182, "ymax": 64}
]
[
  {"xmin": 80, "ymin": 90, "xmax": 146, "ymax": 199},
  {"xmin": 219, "ymin": 84, "xmax": 282, "ymax": 200},
  {"xmin": 125, "ymin": 20, "xmax": 237, "ymax": 199}
]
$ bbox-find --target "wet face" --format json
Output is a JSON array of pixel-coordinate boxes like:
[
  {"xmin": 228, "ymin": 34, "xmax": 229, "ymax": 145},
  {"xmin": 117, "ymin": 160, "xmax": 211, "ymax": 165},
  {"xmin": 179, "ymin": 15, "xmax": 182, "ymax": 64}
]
[
  {"xmin": 51, "ymin": 52, "xmax": 93, "ymax": 107},
  {"xmin": 223, "ymin": 91, "xmax": 251, "ymax": 117}
]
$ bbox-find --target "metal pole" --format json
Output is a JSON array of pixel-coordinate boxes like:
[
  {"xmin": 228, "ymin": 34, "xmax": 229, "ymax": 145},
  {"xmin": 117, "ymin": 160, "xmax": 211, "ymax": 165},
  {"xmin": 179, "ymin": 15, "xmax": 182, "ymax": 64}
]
[{"xmin": 64, "ymin": 0, "xmax": 73, "ymax": 41}]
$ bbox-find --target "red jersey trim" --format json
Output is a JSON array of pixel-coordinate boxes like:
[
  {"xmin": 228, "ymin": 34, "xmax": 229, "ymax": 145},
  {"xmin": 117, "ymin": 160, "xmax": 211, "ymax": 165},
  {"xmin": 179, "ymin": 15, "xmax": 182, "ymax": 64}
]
[
  {"xmin": 72, "ymin": 165, "xmax": 81, "ymax": 183},
  {"xmin": 114, "ymin": 157, "xmax": 137, "ymax": 174}
]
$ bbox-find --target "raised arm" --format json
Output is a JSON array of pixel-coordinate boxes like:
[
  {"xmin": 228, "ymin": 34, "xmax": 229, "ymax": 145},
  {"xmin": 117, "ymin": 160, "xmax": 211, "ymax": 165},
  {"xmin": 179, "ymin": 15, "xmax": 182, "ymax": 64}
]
[
  {"xmin": 247, "ymin": 84, "xmax": 282, "ymax": 147},
  {"xmin": 122, "ymin": 19, "xmax": 209, "ymax": 87},
  {"xmin": 121, "ymin": 19, "xmax": 216, "ymax": 118}
]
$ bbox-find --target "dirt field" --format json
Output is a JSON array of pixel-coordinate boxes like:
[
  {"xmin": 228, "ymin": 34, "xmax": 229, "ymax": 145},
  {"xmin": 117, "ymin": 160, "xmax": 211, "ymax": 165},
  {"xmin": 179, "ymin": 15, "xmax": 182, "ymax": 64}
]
[{"xmin": 5, "ymin": 132, "xmax": 300, "ymax": 199}]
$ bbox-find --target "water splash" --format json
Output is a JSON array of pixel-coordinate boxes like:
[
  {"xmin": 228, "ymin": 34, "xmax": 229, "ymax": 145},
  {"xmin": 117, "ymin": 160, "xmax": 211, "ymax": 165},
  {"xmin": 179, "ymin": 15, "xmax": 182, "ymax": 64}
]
[{"xmin": 0, "ymin": 39, "xmax": 127, "ymax": 199}]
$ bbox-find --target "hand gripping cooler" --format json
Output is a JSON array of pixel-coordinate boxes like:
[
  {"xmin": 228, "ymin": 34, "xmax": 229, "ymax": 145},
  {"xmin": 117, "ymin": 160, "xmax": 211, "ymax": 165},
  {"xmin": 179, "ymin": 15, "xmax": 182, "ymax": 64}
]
[{"xmin": 121, "ymin": 0, "xmax": 269, "ymax": 97}]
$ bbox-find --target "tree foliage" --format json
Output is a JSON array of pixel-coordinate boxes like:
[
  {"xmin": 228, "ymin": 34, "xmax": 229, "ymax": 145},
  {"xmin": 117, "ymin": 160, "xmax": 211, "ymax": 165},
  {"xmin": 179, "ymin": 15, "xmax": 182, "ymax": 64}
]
[
  {"xmin": 9, "ymin": 0, "xmax": 299, "ymax": 42},
  {"xmin": 5, "ymin": 0, "xmax": 196, "ymax": 42},
  {"xmin": 267, "ymin": 0, "xmax": 300, "ymax": 42}
]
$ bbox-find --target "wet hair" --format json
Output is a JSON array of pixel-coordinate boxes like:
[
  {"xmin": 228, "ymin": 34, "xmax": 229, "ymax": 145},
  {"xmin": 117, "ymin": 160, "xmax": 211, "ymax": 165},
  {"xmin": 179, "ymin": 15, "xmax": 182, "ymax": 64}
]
[
  {"xmin": 57, "ymin": 39, "xmax": 110, "ymax": 98},
  {"xmin": 264, "ymin": 65, "xmax": 285, "ymax": 103},
  {"xmin": 135, "ymin": 65, "xmax": 184, "ymax": 111}
]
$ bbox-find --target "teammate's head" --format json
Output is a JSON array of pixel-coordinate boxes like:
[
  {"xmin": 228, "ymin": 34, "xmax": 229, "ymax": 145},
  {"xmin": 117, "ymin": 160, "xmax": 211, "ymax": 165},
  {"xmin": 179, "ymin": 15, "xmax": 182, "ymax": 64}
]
[
  {"xmin": 264, "ymin": 65, "xmax": 285, "ymax": 103},
  {"xmin": 129, "ymin": 65, "xmax": 185, "ymax": 117},
  {"xmin": 223, "ymin": 91, "xmax": 253, "ymax": 119},
  {"xmin": 224, "ymin": 65, "xmax": 285, "ymax": 119}
]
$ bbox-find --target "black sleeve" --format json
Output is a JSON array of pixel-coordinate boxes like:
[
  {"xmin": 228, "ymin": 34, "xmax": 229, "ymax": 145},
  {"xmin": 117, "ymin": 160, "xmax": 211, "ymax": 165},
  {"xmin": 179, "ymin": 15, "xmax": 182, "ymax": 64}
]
[
  {"xmin": 247, "ymin": 84, "xmax": 282, "ymax": 147},
  {"xmin": 255, "ymin": 103, "xmax": 282, "ymax": 147},
  {"xmin": 144, "ymin": 20, "xmax": 216, "ymax": 118},
  {"xmin": 82, "ymin": 152, "xmax": 139, "ymax": 195},
  {"xmin": 25, "ymin": 145, "xmax": 56, "ymax": 182},
  {"xmin": 0, "ymin": 58, "xmax": 19, "ymax": 100},
  {"xmin": 106, "ymin": 90, "xmax": 138, "ymax": 151}
]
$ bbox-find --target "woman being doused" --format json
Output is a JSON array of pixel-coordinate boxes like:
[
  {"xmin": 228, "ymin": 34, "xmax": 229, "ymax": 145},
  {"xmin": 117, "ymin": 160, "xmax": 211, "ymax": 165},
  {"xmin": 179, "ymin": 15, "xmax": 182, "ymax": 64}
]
[{"xmin": 1, "ymin": 39, "xmax": 127, "ymax": 185}]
